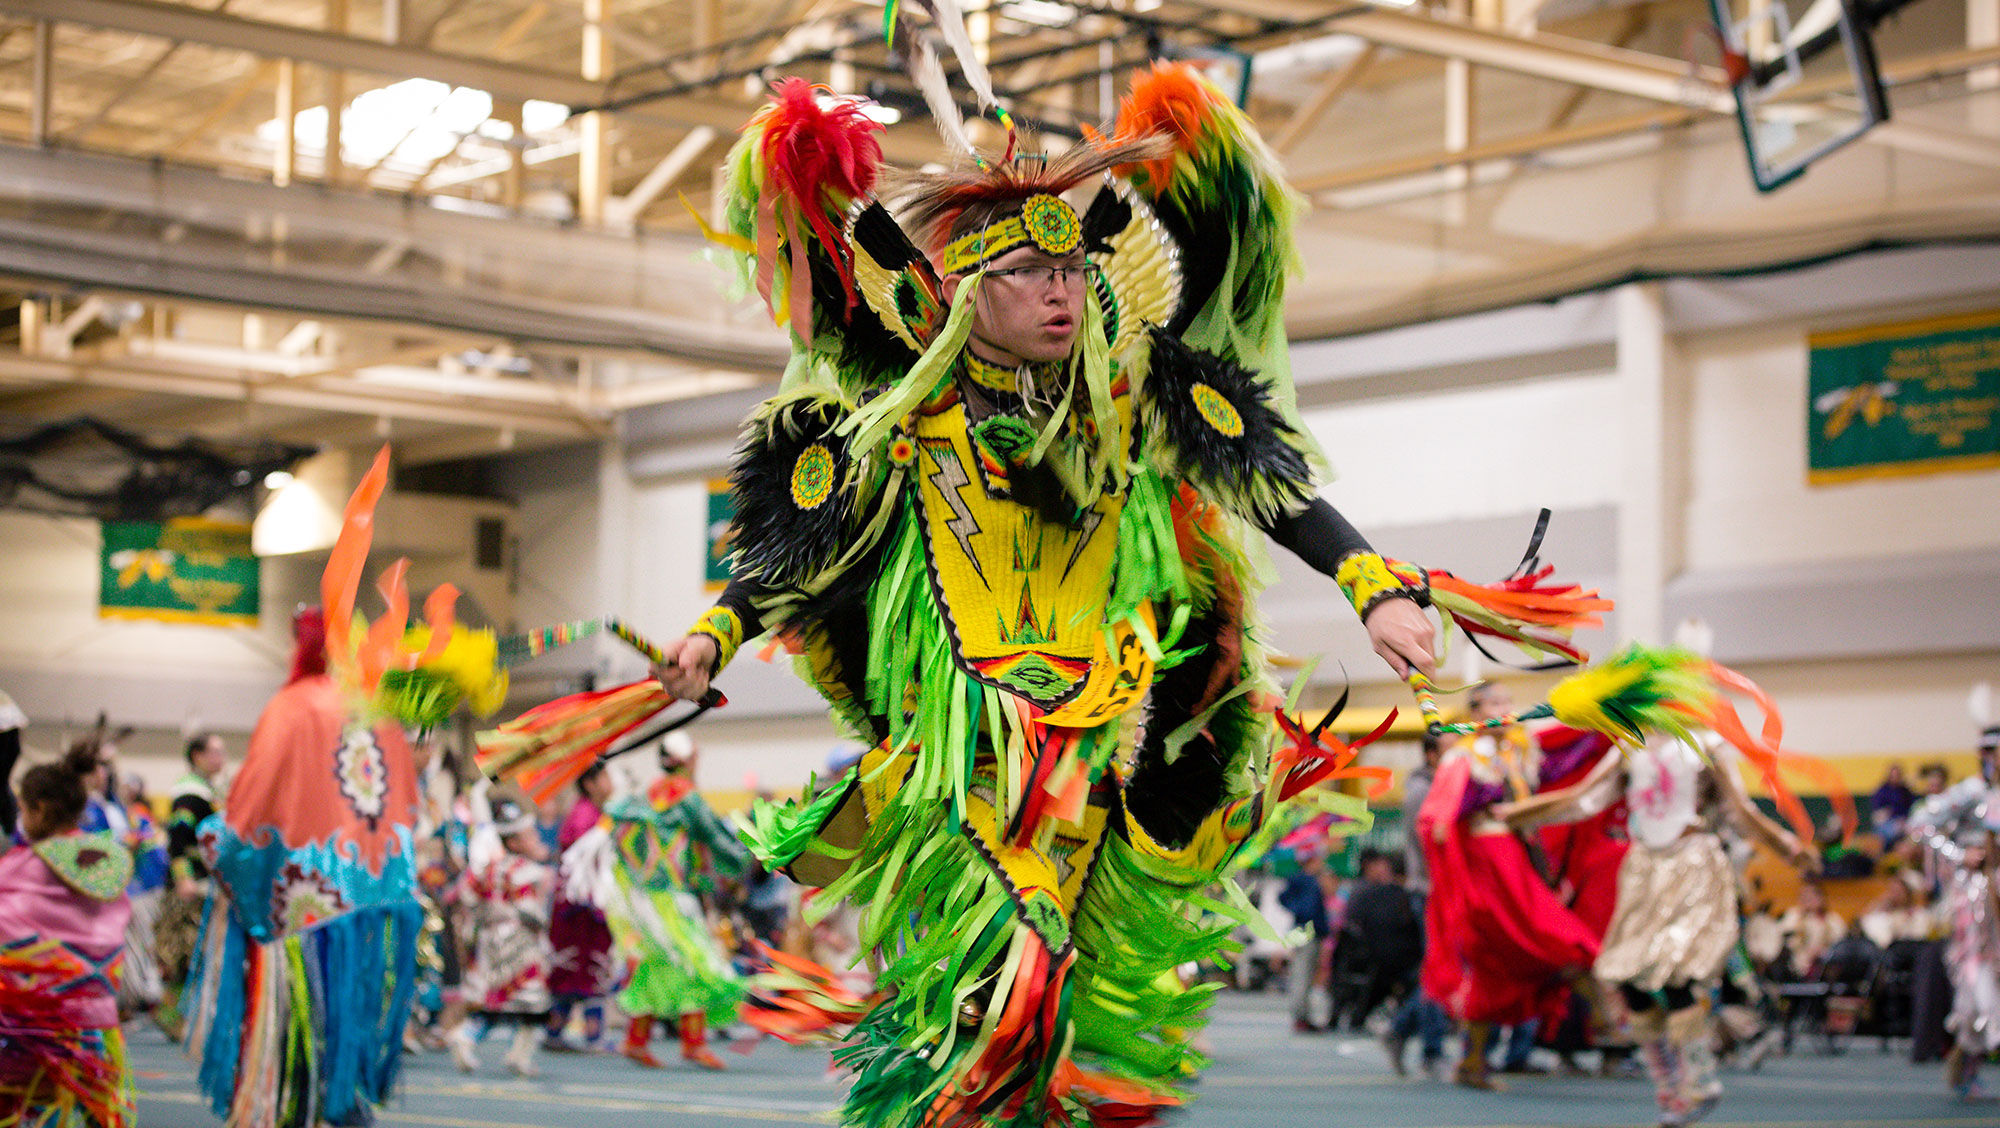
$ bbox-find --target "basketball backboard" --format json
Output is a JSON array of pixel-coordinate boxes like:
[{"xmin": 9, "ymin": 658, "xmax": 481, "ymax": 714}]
[{"xmin": 1708, "ymin": 0, "xmax": 1892, "ymax": 192}]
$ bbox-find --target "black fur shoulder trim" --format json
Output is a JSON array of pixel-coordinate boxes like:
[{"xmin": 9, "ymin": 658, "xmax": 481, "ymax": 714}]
[
  {"xmin": 730, "ymin": 393, "xmax": 857, "ymax": 589},
  {"xmin": 1141, "ymin": 327, "xmax": 1315, "ymax": 527}
]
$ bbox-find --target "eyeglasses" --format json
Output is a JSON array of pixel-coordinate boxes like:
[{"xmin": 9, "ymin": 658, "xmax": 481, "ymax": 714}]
[{"xmin": 986, "ymin": 262, "xmax": 1101, "ymax": 289}]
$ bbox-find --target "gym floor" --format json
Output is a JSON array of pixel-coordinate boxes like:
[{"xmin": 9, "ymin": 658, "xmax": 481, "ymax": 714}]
[{"xmin": 131, "ymin": 992, "xmax": 1993, "ymax": 1128}]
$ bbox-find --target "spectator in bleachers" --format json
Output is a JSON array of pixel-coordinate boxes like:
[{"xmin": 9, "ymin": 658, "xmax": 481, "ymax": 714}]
[
  {"xmin": 1859, "ymin": 878, "xmax": 1937, "ymax": 949},
  {"xmin": 1776, "ymin": 880, "xmax": 1848, "ymax": 978},
  {"xmin": 1743, "ymin": 902, "xmax": 1785, "ymax": 971},
  {"xmin": 1870, "ymin": 763, "xmax": 1916, "ymax": 846},
  {"xmin": 1818, "ymin": 813, "xmax": 1876, "ymax": 878}
]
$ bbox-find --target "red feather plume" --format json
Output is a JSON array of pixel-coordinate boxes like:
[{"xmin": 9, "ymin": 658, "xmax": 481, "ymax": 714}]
[{"xmin": 750, "ymin": 79, "xmax": 884, "ymax": 316}]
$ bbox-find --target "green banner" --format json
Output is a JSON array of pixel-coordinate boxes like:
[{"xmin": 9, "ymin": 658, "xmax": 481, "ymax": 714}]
[
  {"xmin": 100, "ymin": 517, "xmax": 260, "ymax": 626},
  {"xmin": 1808, "ymin": 310, "xmax": 2000, "ymax": 484},
  {"xmin": 705, "ymin": 479, "xmax": 736, "ymax": 592}
]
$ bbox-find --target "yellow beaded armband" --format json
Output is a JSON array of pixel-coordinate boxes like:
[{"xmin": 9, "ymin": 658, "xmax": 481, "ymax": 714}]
[
  {"xmin": 687, "ymin": 606, "xmax": 745, "ymax": 674},
  {"xmin": 1334, "ymin": 551, "xmax": 1430, "ymax": 622},
  {"xmin": 1122, "ymin": 796, "xmax": 1263, "ymax": 886}
]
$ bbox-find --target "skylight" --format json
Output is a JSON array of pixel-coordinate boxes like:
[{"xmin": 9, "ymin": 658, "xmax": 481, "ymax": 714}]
[{"xmin": 258, "ymin": 80, "xmax": 576, "ymax": 177}]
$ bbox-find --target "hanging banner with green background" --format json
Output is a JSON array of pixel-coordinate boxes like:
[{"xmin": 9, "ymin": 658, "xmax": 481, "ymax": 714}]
[
  {"xmin": 1808, "ymin": 310, "xmax": 2000, "ymax": 484},
  {"xmin": 100, "ymin": 517, "xmax": 260, "ymax": 625},
  {"xmin": 705, "ymin": 479, "xmax": 736, "ymax": 592}
]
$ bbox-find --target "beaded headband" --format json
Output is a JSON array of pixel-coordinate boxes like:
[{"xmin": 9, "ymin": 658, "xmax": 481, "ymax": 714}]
[{"xmin": 937, "ymin": 193, "xmax": 1082, "ymax": 274}]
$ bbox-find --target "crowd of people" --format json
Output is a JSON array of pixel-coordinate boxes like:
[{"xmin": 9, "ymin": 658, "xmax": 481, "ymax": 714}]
[
  {"xmin": 4, "ymin": 685, "xmax": 1998, "ymax": 1128},
  {"xmin": 3, "ymin": 48, "xmax": 1997, "ymax": 1128},
  {"xmin": 427, "ymin": 735, "xmax": 778, "ymax": 1078},
  {"xmin": 1230, "ymin": 711, "xmax": 2000, "ymax": 1125},
  {"xmin": 0, "ymin": 710, "xmax": 860, "ymax": 1117}
]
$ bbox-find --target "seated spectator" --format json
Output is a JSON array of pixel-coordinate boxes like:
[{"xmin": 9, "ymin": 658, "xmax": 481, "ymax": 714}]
[
  {"xmin": 1859, "ymin": 879, "xmax": 1937, "ymax": 949},
  {"xmin": 1743, "ymin": 902, "xmax": 1786, "ymax": 971},
  {"xmin": 1818, "ymin": 816, "xmax": 1875, "ymax": 878},
  {"xmin": 1869, "ymin": 764, "xmax": 1916, "ymax": 845},
  {"xmin": 1776, "ymin": 880, "xmax": 1847, "ymax": 978},
  {"xmin": 1916, "ymin": 761, "xmax": 1950, "ymax": 799}
]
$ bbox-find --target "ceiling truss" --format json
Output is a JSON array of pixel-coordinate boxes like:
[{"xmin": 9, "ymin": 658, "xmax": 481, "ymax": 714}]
[{"xmin": 0, "ymin": 0, "xmax": 1993, "ymax": 470}]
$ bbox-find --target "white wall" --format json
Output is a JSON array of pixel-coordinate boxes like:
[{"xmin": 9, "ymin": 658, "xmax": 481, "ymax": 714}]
[
  {"xmin": 680, "ymin": 713, "xmax": 854, "ymax": 795},
  {"xmin": 0, "ymin": 511, "xmax": 310, "ymax": 733},
  {"xmin": 1302, "ymin": 372, "xmax": 1623, "ymax": 529},
  {"xmin": 1685, "ymin": 325, "xmax": 2000, "ymax": 572},
  {"xmin": 494, "ymin": 448, "xmax": 602, "ymax": 634},
  {"xmin": 1737, "ymin": 652, "xmax": 2000, "ymax": 762},
  {"xmin": 623, "ymin": 475, "xmax": 716, "ymax": 657}
]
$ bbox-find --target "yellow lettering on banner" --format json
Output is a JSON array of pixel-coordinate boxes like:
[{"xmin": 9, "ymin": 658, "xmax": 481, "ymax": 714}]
[{"xmin": 1898, "ymin": 395, "xmax": 2000, "ymax": 448}]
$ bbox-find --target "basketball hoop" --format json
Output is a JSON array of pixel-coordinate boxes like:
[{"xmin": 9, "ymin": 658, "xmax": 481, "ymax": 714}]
[{"xmin": 1706, "ymin": 0, "xmax": 1892, "ymax": 192}]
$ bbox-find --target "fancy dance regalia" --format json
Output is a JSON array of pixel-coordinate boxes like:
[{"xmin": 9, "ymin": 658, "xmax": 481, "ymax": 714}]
[
  {"xmin": 183, "ymin": 448, "xmax": 507, "ymax": 1128},
  {"xmin": 154, "ymin": 753, "xmax": 224, "ymax": 1037},
  {"xmin": 453, "ymin": 793, "xmax": 557, "ymax": 1077},
  {"xmin": 676, "ymin": 64, "xmax": 1437, "ymax": 1127},
  {"xmin": 546, "ymin": 786, "xmax": 615, "ymax": 1037},
  {"xmin": 1514, "ymin": 729, "xmax": 1811, "ymax": 1127},
  {"xmin": 1416, "ymin": 646, "xmax": 1853, "ymax": 1103},
  {"xmin": 567, "ymin": 749, "xmax": 747, "ymax": 1069},
  {"xmin": 0, "ymin": 829, "xmax": 133, "ymax": 1127},
  {"xmin": 1907, "ymin": 722, "xmax": 2000, "ymax": 1101},
  {"xmin": 1417, "ymin": 720, "xmax": 1610, "ymax": 1080}
]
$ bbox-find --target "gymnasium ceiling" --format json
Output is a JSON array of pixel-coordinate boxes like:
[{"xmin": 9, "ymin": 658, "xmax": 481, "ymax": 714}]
[{"xmin": 0, "ymin": 0, "xmax": 1996, "ymax": 466}]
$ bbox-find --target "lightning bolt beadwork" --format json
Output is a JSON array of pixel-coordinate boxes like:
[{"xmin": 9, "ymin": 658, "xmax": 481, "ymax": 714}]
[
  {"xmin": 1061, "ymin": 507, "xmax": 1103, "ymax": 581},
  {"xmin": 922, "ymin": 437, "xmax": 988, "ymax": 589}
]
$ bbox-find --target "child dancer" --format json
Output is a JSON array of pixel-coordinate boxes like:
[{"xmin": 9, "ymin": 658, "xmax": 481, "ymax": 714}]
[
  {"xmin": 451, "ymin": 794, "xmax": 557, "ymax": 1077},
  {"xmin": 1, "ymin": 749, "xmax": 135, "ymax": 1127}
]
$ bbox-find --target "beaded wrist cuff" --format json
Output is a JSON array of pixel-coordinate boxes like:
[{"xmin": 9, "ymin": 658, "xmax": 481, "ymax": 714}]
[
  {"xmin": 686, "ymin": 606, "xmax": 745, "ymax": 674},
  {"xmin": 1333, "ymin": 552, "xmax": 1430, "ymax": 621}
]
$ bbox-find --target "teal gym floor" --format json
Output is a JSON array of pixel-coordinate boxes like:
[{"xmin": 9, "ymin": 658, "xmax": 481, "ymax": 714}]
[{"xmin": 131, "ymin": 992, "xmax": 1996, "ymax": 1128}]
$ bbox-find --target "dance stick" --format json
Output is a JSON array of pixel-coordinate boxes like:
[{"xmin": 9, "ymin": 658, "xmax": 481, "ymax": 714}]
[
  {"xmin": 497, "ymin": 615, "xmax": 724, "ymax": 710},
  {"xmin": 1407, "ymin": 670, "xmax": 1553, "ymax": 736}
]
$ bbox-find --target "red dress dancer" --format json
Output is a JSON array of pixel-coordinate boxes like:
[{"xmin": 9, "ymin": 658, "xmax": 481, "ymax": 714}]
[
  {"xmin": 1419, "ymin": 714, "xmax": 1611, "ymax": 1088},
  {"xmin": 545, "ymin": 764, "xmax": 616, "ymax": 1050}
]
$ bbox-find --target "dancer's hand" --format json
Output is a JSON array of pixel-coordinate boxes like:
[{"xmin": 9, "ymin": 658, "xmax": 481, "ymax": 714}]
[
  {"xmin": 651, "ymin": 634, "xmax": 717, "ymax": 700},
  {"xmin": 1785, "ymin": 835, "xmax": 1821, "ymax": 874},
  {"xmin": 1364, "ymin": 597, "xmax": 1436, "ymax": 679}
]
